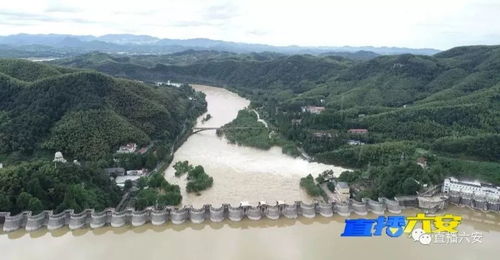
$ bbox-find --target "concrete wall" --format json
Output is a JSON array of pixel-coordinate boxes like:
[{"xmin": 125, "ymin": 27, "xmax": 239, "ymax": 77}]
[
  {"xmin": 350, "ymin": 200, "xmax": 368, "ymax": 215},
  {"xmin": 2, "ymin": 195, "xmax": 496, "ymax": 232},
  {"xmin": 228, "ymin": 205, "xmax": 244, "ymax": 221},
  {"xmin": 317, "ymin": 202, "xmax": 333, "ymax": 217},
  {"xmin": 447, "ymin": 191, "xmax": 500, "ymax": 212}
]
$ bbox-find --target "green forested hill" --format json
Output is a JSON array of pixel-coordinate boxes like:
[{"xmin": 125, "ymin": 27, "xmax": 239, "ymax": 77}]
[
  {"xmin": 0, "ymin": 59, "xmax": 64, "ymax": 81},
  {"xmin": 51, "ymin": 52, "xmax": 354, "ymax": 93},
  {"xmin": 48, "ymin": 46, "xmax": 500, "ymax": 190},
  {"xmin": 0, "ymin": 59, "xmax": 203, "ymax": 162}
]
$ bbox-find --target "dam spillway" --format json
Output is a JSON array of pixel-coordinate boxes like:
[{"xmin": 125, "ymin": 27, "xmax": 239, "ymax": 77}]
[
  {"xmin": 1, "ymin": 199, "xmax": 399, "ymax": 232},
  {"xmin": 2, "ymin": 192, "xmax": 499, "ymax": 232}
]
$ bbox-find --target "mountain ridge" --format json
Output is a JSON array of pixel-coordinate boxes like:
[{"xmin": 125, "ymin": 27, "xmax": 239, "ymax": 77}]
[{"xmin": 0, "ymin": 33, "xmax": 440, "ymax": 56}]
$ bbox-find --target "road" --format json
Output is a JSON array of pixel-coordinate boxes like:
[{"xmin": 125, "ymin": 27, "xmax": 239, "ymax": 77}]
[{"xmin": 251, "ymin": 109, "xmax": 268, "ymax": 128}]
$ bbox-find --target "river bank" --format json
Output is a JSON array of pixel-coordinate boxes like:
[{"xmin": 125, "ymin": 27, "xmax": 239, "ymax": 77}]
[
  {"xmin": 163, "ymin": 85, "xmax": 348, "ymax": 207},
  {"xmin": 1, "ymin": 85, "xmax": 499, "ymax": 260}
]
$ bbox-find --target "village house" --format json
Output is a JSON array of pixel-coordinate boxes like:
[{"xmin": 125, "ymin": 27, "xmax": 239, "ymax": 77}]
[
  {"xmin": 301, "ymin": 106, "xmax": 325, "ymax": 114},
  {"xmin": 116, "ymin": 143, "xmax": 137, "ymax": 154},
  {"xmin": 126, "ymin": 169, "xmax": 147, "ymax": 176},
  {"xmin": 312, "ymin": 131, "xmax": 333, "ymax": 139},
  {"xmin": 347, "ymin": 139, "xmax": 365, "ymax": 145},
  {"xmin": 335, "ymin": 182, "xmax": 351, "ymax": 202},
  {"xmin": 115, "ymin": 175, "xmax": 141, "ymax": 188},
  {"xmin": 347, "ymin": 128, "xmax": 368, "ymax": 134},
  {"xmin": 113, "ymin": 168, "xmax": 148, "ymax": 188},
  {"xmin": 156, "ymin": 80, "xmax": 182, "ymax": 88}
]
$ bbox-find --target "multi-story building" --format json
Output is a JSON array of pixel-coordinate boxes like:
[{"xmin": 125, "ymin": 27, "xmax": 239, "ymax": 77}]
[{"xmin": 442, "ymin": 177, "xmax": 500, "ymax": 200}]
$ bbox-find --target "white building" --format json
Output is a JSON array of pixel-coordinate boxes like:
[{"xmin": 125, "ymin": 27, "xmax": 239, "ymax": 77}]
[
  {"xmin": 155, "ymin": 80, "xmax": 182, "ymax": 88},
  {"xmin": 115, "ymin": 175, "xmax": 141, "ymax": 188},
  {"xmin": 335, "ymin": 182, "xmax": 350, "ymax": 202},
  {"xmin": 301, "ymin": 106, "xmax": 325, "ymax": 114},
  {"xmin": 167, "ymin": 80, "xmax": 182, "ymax": 87},
  {"xmin": 442, "ymin": 177, "xmax": 500, "ymax": 199},
  {"xmin": 0, "ymin": 163, "xmax": 3, "ymax": 169},
  {"xmin": 126, "ymin": 169, "xmax": 147, "ymax": 176},
  {"xmin": 53, "ymin": 151, "xmax": 67, "ymax": 163},
  {"xmin": 116, "ymin": 143, "xmax": 137, "ymax": 154},
  {"xmin": 347, "ymin": 140, "xmax": 365, "ymax": 146}
]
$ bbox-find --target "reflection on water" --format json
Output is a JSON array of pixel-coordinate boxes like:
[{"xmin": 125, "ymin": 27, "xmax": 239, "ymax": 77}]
[
  {"xmin": 164, "ymin": 85, "xmax": 348, "ymax": 207},
  {"xmin": 1, "ymin": 207, "xmax": 499, "ymax": 260}
]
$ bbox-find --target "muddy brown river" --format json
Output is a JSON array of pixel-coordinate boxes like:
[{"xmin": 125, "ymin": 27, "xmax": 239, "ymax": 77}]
[
  {"xmin": 1, "ymin": 207, "xmax": 499, "ymax": 260},
  {"xmin": 164, "ymin": 85, "xmax": 347, "ymax": 206},
  {"xmin": 1, "ymin": 85, "xmax": 498, "ymax": 260}
]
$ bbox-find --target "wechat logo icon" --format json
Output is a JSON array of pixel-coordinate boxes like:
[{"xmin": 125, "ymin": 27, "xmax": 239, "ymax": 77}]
[{"xmin": 410, "ymin": 228, "xmax": 432, "ymax": 245}]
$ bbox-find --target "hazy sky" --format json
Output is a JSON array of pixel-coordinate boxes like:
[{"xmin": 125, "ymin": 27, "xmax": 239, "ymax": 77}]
[{"xmin": 1, "ymin": 0, "xmax": 500, "ymax": 49}]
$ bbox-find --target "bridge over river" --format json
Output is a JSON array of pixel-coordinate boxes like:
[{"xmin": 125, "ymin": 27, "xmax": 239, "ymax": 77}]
[{"xmin": 191, "ymin": 126, "xmax": 266, "ymax": 135}]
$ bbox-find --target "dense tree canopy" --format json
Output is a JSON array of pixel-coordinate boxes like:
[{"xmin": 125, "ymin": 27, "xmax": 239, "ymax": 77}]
[
  {"xmin": 0, "ymin": 161, "xmax": 121, "ymax": 214},
  {"xmin": 0, "ymin": 59, "xmax": 206, "ymax": 163},
  {"xmin": 45, "ymin": 45, "xmax": 500, "ymax": 195}
]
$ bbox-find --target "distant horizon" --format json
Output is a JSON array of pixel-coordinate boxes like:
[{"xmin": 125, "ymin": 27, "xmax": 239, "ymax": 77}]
[
  {"xmin": 0, "ymin": 32, "xmax": 450, "ymax": 51},
  {"xmin": 2, "ymin": 0, "xmax": 500, "ymax": 50}
]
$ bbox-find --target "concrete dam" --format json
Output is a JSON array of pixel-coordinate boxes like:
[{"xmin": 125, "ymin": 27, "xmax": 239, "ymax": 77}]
[{"xmin": 1, "ymin": 193, "xmax": 498, "ymax": 232}]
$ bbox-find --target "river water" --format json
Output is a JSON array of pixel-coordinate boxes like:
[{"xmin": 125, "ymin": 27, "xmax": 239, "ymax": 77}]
[
  {"xmin": 164, "ymin": 85, "xmax": 347, "ymax": 206},
  {"xmin": 1, "ymin": 85, "xmax": 499, "ymax": 259},
  {"xmin": 1, "ymin": 207, "xmax": 499, "ymax": 260}
]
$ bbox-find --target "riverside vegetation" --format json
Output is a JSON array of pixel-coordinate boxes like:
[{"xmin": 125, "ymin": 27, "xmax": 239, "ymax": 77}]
[
  {"xmin": 52, "ymin": 46, "xmax": 500, "ymax": 199},
  {"xmin": 134, "ymin": 173, "xmax": 182, "ymax": 210},
  {"xmin": 221, "ymin": 109, "xmax": 300, "ymax": 156},
  {"xmin": 173, "ymin": 161, "xmax": 214, "ymax": 193},
  {"xmin": 0, "ymin": 59, "xmax": 206, "ymax": 214}
]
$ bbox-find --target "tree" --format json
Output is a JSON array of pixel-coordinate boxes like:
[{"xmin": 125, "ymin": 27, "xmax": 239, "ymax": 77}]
[
  {"xmin": 156, "ymin": 145, "xmax": 168, "ymax": 160},
  {"xmin": 148, "ymin": 173, "xmax": 167, "ymax": 188},
  {"xmin": 16, "ymin": 192, "xmax": 33, "ymax": 212},
  {"xmin": 145, "ymin": 153, "xmax": 157, "ymax": 170},
  {"xmin": 157, "ymin": 193, "xmax": 181, "ymax": 207},
  {"xmin": 0, "ymin": 161, "xmax": 121, "ymax": 214},
  {"xmin": 402, "ymin": 178, "xmax": 421, "ymax": 195},
  {"xmin": 173, "ymin": 160, "xmax": 192, "ymax": 177},
  {"xmin": 135, "ymin": 189, "xmax": 158, "ymax": 210},
  {"xmin": 186, "ymin": 165, "xmax": 213, "ymax": 193},
  {"xmin": 137, "ymin": 177, "xmax": 148, "ymax": 190},
  {"xmin": 300, "ymin": 174, "xmax": 323, "ymax": 197},
  {"xmin": 28, "ymin": 197, "xmax": 44, "ymax": 214},
  {"xmin": 0, "ymin": 193, "xmax": 11, "ymax": 211},
  {"xmin": 124, "ymin": 180, "xmax": 133, "ymax": 190}
]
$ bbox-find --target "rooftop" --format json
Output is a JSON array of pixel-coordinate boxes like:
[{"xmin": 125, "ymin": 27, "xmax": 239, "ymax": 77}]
[{"xmin": 336, "ymin": 182, "xmax": 349, "ymax": 189}]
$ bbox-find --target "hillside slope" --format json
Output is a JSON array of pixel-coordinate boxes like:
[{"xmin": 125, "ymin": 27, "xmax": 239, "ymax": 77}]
[
  {"xmin": 0, "ymin": 59, "xmax": 205, "ymax": 162},
  {"xmin": 50, "ymin": 46, "xmax": 500, "ymax": 188}
]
